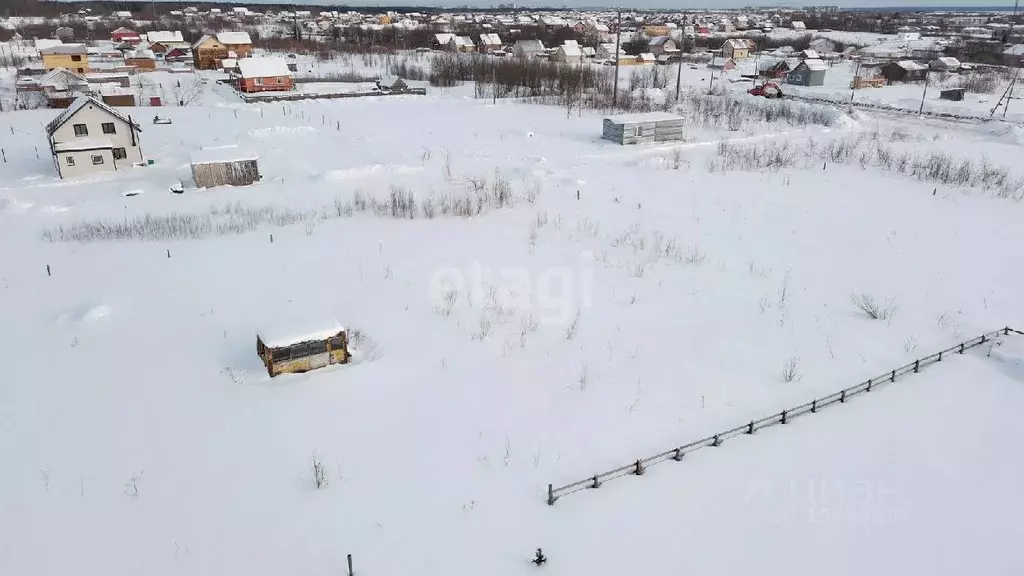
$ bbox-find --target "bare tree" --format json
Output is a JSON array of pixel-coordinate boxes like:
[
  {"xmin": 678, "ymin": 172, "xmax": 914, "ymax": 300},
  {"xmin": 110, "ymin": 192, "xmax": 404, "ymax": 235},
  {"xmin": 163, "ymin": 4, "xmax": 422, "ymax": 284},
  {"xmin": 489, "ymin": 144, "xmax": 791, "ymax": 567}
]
[{"xmin": 173, "ymin": 76, "xmax": 204, "ymax": 106}]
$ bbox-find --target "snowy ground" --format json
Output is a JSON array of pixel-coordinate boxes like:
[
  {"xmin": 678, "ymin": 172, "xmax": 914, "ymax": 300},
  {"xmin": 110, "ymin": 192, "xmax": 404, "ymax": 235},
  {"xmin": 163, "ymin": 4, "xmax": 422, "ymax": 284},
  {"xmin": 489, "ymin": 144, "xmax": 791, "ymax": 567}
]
[{"xmin": 2, "ymin": 76, "xmax": 1024, "ymax": 576}]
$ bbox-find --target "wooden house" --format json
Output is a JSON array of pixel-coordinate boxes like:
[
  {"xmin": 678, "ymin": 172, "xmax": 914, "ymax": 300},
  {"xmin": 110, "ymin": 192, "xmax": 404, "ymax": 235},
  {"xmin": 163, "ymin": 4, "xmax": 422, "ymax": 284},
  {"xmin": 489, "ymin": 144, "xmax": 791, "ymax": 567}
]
[
  {"xmin": 236, "ymin": 58, "xmax": 293, "ymax": 93},
  {"xmin": 256, "ymin": 321, "xmax": 349, "ymax": 378},
  {"xmin": 110, "ymin": 27, "xmax": 141, "ymax": 44},
  {"xmin": 929, "ymin": 57, "xmax": 961, "ymax": 71},
  {"xmin": 787, "ymin": 58, "xmax": 827, "ymax": 86},
  {"xmin": 880, "ymin": 60, "xmax": 928, "ymax": 84},
  {"xmin": 448, "ymin": 36, "xmax": 476, "ymax": 53},
  {"xmin": 45, "ymin": 95, "xmax": 143, "ymax": 179},
  {"xmin": 478, "ymin": 33, "xmax": 503, "ymax": 53},
  {"xmin": 708, "ymin": 57, "xmax": 736, "ymax": 70},
  {"xmin": 602, "ymin": 112, "xmax": 684, "ymax": 145},
  {"xmin": 551, "ymin": 41, "xmax": 584, "ymax": 64},
  {"xmin": 40, "ymin": 44, "xmax": 88, "ymax": 73},
  {"xmin": 512, "ymin": 39, "xmax": 547, "ymax": 59},
  {"xmin": 721, "ymin": 38, "xmax": 751, "ymax": 60},
  {"xmin": 192, "ymin": 32, "xmax": 252, "ymax": 70},
  {"xmin": 125, "ymin": 49, "xmax": 157, "ymax": 71},
  {"xmin": 649, "ymin": 36, "xmax": 679, "ymax": 58},
  {"xmin": 191, "ymin": 145, "xmax": 260, "ymax": 188}
]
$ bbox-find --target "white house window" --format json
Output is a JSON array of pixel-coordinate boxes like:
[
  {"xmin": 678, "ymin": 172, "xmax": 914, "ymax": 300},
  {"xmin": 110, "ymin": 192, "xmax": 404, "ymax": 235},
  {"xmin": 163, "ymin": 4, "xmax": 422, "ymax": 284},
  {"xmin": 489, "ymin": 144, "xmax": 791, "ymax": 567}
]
[
  {"xmin": 102, "ymin": 122, "xmax": 116, "ymax": 134},
  {"xmin": 73, "ymin": 124, "xmax": 88, "ymax": 136},
  {"xmin": 65, "ymin": 156, "xmax": 75, "ymax": 166},
  {"xmin": 112, "ymin": 147, "xmax": 127, "ymax": 160},
  {"xmin": 91, "ymin": 155, "xmax": 104, "ymax": 165},
  {"xmin": 277, "ymin": 77, "xmax": 283, "ymax": 84},
  {"xmin": 255, "ymin": 78, "xmax": 263, "ymax": 86}
]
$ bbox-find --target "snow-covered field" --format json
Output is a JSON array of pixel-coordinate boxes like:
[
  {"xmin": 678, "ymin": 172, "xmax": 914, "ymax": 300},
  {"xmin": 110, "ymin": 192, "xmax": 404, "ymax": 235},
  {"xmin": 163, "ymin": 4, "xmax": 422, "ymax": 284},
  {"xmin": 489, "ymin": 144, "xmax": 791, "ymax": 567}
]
[{"xmin": 2, "ymin": 77, "xmax": 1024, "ymax": 576}]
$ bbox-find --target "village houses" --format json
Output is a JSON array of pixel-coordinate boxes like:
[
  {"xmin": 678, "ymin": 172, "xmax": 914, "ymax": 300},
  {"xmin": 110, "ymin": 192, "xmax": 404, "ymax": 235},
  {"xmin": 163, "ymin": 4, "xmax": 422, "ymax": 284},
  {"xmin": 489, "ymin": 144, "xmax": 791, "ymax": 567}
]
[{"xmin": 45, "ymin": 95, "xmax": 143, "ymax": 179}]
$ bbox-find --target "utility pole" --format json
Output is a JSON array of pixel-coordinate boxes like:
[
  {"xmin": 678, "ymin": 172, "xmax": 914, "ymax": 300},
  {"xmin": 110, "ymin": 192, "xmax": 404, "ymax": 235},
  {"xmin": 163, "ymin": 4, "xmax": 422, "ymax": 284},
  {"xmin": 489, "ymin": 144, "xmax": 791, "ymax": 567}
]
[
  {"xmin": 675, "ymin": 49, "xmax": 683, "ymax": 101},
  {"xmin": 850, "ymin": 59, "xmax": 862, "ymax": 103},
  {"xmin": 751, "ymin": 37, "xmax": 761, "ymax": 86},
  {"xmin": 918, "ymin": 70, "xmax": 930, "ymax": 116},
  {"xmin": 612, "ymin": 9, "xmax": 622, "ymax": 110}
]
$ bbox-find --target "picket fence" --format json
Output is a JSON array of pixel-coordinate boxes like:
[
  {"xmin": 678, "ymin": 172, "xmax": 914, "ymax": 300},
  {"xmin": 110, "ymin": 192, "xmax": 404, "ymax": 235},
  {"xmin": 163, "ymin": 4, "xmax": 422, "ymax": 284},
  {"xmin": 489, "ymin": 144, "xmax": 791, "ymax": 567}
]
[{"xmin": 546, "ymin": 327, "xmax": 1021, "ymax": 505}]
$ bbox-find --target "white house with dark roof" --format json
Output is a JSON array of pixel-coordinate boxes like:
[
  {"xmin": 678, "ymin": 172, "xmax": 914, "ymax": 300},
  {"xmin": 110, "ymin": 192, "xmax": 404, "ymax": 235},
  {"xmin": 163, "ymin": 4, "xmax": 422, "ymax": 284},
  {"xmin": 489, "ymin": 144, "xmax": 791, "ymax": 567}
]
[{"xmin": 45, "ymin": 95, "xmax": 143, "ymax": 179}]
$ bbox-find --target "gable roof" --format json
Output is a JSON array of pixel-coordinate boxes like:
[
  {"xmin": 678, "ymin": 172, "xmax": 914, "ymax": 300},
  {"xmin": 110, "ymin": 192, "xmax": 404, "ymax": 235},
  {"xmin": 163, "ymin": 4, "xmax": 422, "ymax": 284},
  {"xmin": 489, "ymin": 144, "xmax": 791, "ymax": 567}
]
[
  {"xmin": 237, "ymin": 57, "xmax": 291, "ymax": 79},
  {"xmin": 799, "ymin": 58, "xmax": 827, "ymax": 71},
  {"xmin": 40, "ymin": 43, "xmax": 87, "ymax": 55},
  {"xmin": 515, "ymin": 39, "xmax": 546, "ymax": 53},
  {"xmin": 147, "ymin": 30, "xmax": 185, "ymax": 44},
  {"xmin": 895, "ymin": 60, "xmax": 927, "ymax": 71},
  {"xmin": 191, "ymin": 34, "xmax": 214, "ymax": 50},
  {"xmin": 450, "ymin": 35, "xmax": 474, "ymax": 47},
  {"xmin": 39, "ymin": 67, "xmax": 87, "ymax": 88},
  {"xmin": 45, "ymin": 95, "xmax": 140, "ymax": 137},
  {"xmin": 216, "ymin": 31, "xmax": 251, "ymax": 45},
  {"xmin": 480, "ymin": 33, "xmax": 502, "ymax": 46},
  {"xmin": 435, "ymin": 33, "xmax": 455, "ymax": 45},
  {"xmin": 649, "ymin": 36, "xmax": 672, "ymax": 46},
  {"xmin": 558, "ymin": 43, "xmax": 583, "ymax": 57}
]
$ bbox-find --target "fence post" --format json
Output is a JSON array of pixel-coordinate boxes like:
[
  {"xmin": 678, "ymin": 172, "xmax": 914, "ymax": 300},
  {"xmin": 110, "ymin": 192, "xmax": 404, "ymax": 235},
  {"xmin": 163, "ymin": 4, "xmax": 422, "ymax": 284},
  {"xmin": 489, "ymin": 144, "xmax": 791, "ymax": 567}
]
[
  {"xmin": 634, "ymin": 459, "xmax": 645, "ymax": 475},
  {"xmin": 981, "ymin": 335, "xmax": 987, "ymax": 344},
  {"xmin": 347, "ymin": 553, "xmax": 353, "ymax": 576},
  {"xmin": 811, "ymin": 399, "xmax": 817, "ymax": 413},
  {"xmin": 938, "ymin": 351, "xmax": 942, "ymax": 362},
  {"xmin": 673, "ymin": 447, "xmax": 683, "ymax": 461},
  {"xmin": 781, "ymin": 410, "xmax": 788, "ymax": 424},
  {"xmin": 1005, "ymin": 327, "xmax": 1011, "ymax": 336},
  {"xmin": 747, "ymin": 421, "xmax": 754, "ymax": 434},
  {"xmin": 890, "ymin": 369, "xmax": 896, "ymax": 382},
  {"xmin": 960, "ymin": 343, "xmax": 965, "ymax": 354},
  {"xmin": 840, "ymin": 390, "xmax": 846, "ymax": 403},
  {"xmin": 46, "ymin": 264, "xmax": 51, "ymax": 277},
  {"xmin": 914, "ymin": 359, "xmax": 920, "ymax": 373},
  {"xmin": 591, "ymin": 475, "xmax": 601, "ymax": 488},
  {"xmin": 712, "ymin": 434, "xmax": 720, "ymax": 447},
  {"xmin": 546, "ymin": 484, "xmax": 556, "ymax": 506},
  {"xmin": 867, "ymin": 379, "xmax": 872, "ymax": 392}
]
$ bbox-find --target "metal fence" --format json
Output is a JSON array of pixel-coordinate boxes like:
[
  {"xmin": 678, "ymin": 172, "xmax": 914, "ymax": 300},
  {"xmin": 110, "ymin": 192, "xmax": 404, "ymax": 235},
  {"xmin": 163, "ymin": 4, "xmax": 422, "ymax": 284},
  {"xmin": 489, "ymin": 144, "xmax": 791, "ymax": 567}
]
[{"xmin": 546, "ymin": 327, "xmax": 1020, "ymax": 505}]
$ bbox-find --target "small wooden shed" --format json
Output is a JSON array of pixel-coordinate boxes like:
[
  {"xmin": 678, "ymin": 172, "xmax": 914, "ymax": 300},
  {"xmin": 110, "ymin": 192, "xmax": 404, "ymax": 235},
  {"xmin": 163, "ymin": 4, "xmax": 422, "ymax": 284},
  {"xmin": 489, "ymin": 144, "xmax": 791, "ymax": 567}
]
[
  {"xmin": 602, "ymin": 112, "xmax": 685, "ymax": 146},
  {"xmin": 939, "ymin": 87, "xmax": 966, "ymax": 101},
  {"xmin": 190, "ymin": 145, "xmax": 260, "ymax": 188}
]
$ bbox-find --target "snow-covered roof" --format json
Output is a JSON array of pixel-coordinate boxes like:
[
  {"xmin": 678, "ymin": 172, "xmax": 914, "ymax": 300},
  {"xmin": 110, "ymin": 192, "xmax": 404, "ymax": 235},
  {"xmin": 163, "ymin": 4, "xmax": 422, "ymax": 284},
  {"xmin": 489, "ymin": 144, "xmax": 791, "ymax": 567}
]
[
  {"xmin": 216, "ymin": 31, "xmax": 252, "ymax": 45},
  {"xmin": 515, "ymin": 39, "xmax": 546, "ymax": 54},
  {"xmin": 35, "ymin": 38, "xmax": 63, "ymax": 50},
  {"xmin": 650, "ymin": 36, "xmax": 672, "ymax": 46},
  {"xmin": 237, "ymin": 57, "xmax": 291, "ymax": 79},
  {"xmin": 190, "ymin": 144, "xmax": 258, "ymax": 166},
  {"xmin": 434, "ymin": 33, "xmax": 454, "ymax": 45},
  {"xmin": 559, "ymin": 43, "xmax": 583, "ymax": 57},
  {"xmin": 146, "ymin": 30, "xmax": 185, "ymax": 44},
  {"xmin": 45, "ymin": 95, "xmax": 138, "ymax": 137},
  {"xmin": 895, "ymin": 60, "xmax": 928, "ymax": 71},
  {"xmin": 933, "ymin": 57, "xmax": 960, "ymax": 67},
  {"xmin": 1004, "ymin": 44, "xmax": 1024, "ymax": 56},
  {"xmin": 39, "ymin": 67, "xmax": 87, "ymax": 87},
  {"xmin": 451, "ymin": 36, "xmax": 474, "ymax": 47},
  {"xmin": 127, "ymin": 49, "xmax": 155, "ymax": 60},
  {"xmin": 480, "ymin": 33, "xmax": 502, "ymax": 46},
  {"xmin": 40, "ymin": 43, "xmax": 87, "ymax": 55},
  {"xmin": 637, "ymin": 52, "xmax": 656, "ymax": 61},
  {"xmin": 605, "ymin": 112, "xmax": 683, "ymax": 124},
  {"xmin": 257, "ymin": 319, "xmax": 346, "ymax": 348},
  {"xmin": 801, "ymin": 49, "xmax": 820, "ymax": 59},
  {"xmin": 221, "ymin": 58, "xmax": 237, "ymax": 68},
  {"xmin": 800, "ymin": 58, "xmax": 827, "ymax": 71},
  {"xmin": 54, "ymin": 138, "xmax": 112, "ymax": 152}
]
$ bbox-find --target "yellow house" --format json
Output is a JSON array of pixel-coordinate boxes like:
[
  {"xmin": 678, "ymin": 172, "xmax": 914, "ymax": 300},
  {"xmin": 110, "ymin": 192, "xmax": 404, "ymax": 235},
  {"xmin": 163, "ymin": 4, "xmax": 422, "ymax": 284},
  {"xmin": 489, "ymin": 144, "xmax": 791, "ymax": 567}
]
[
  {"xmin": 379, "ymin": 14, "xmax": 392, "ymax": 25},
  {"xmin": 40, "ymin": 44, "xmax": 89, "ymax": 73}
]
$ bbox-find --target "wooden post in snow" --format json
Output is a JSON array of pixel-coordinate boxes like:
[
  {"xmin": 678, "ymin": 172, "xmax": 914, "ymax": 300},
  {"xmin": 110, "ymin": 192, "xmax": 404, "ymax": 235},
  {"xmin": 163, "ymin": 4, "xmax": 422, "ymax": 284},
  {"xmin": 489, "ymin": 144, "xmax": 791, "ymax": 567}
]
[{"xmin": 347, "ymin": 553, "xmax": 353, "ymax": 576}]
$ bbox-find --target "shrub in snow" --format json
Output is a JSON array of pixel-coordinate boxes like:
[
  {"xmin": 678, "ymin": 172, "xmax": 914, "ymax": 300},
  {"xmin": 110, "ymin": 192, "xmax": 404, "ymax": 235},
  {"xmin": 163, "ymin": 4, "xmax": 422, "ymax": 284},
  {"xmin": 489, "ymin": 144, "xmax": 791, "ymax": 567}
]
[{"xmin": 851, "ymin": 292, "xmax": 898, "ymax": 321}]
